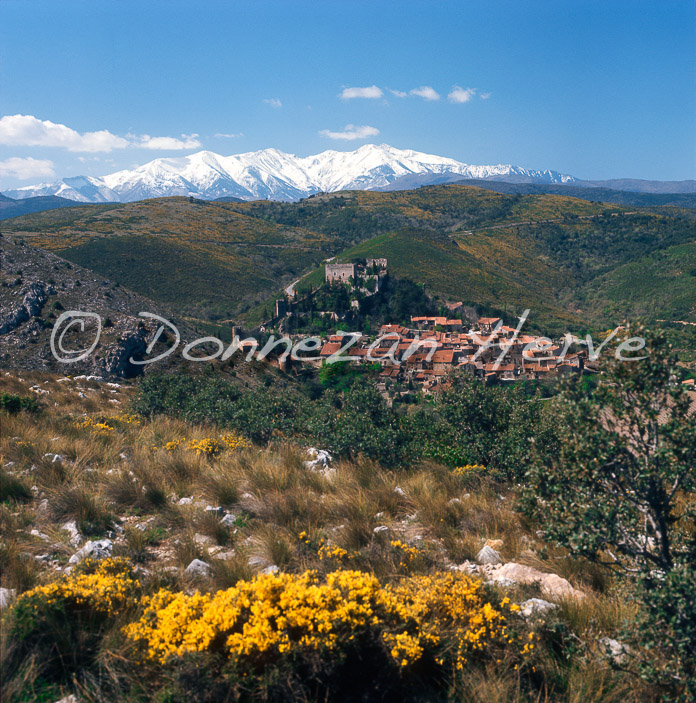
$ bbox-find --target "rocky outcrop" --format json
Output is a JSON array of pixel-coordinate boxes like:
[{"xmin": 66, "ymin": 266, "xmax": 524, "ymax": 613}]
[
  {"xmin": 489, "ymin": 562, "xmax": 585, "ymax": 600},
  {"xmin": 0, "ymin": 282, "xmax": 47, "ymax": 334},
  {"xmin": 94, "ymin": 328, "xmax": 149, "ymax": 378}
]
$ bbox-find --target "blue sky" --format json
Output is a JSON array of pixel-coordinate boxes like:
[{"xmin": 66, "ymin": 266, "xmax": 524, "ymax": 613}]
[{"xmin": 1, "ymin": 0, "xmax": 694, "ymax": 189}]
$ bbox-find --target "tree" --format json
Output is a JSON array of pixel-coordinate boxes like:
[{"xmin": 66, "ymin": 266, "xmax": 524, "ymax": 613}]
[{"xmin": 523, "ymin": 330, "xmax": 696, "ymax": 696}]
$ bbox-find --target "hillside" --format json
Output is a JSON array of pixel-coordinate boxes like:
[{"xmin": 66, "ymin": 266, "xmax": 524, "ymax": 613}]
[
  {"xmin": 0, "ymin": 235, "xmax": 202, "ymax": 378},
  {"xmin": 1, "ymin": 197, "xmax": 334, "ymax": 321},
  {"xmin": 4, "ymin": 185, "xmax": 696, "ymax": 334},
  {"xmin": 0, "ymin": 193, "xmax": 80, "ymax": 221},
  {"xmin": 237, "ymin": 187, "xmax": 696, "ymax": 332},
  {"xmin": 379, "ymin": 176, "xmax": 696, "ymax": 209}
]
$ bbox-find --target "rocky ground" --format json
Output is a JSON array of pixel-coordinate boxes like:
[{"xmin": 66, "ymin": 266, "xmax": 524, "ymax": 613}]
[{"xmin": 0, "ymin": 235, "xmax": 197, "ymax": 378}]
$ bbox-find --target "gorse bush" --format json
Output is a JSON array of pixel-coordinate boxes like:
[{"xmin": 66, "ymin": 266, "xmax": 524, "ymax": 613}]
[
  {"xmin": 6, "ymin": 558, "xmax": 139, "ymax": 690},
  {"xmin": 125, "ymin": 569, "xmax": 528, "ymax": 672}
]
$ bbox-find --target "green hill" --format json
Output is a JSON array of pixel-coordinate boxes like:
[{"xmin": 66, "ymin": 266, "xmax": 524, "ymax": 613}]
[
  {"xmin": 1, "ymin": 197, "xmax": 334, "ymax": 321},
  {"xmin": 4, "ymin": 186, "xmax": 695, "ymax": 335}
]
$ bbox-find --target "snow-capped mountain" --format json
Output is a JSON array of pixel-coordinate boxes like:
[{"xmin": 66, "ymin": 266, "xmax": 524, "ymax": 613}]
[{"xmin": 3, "ymin": 144, "xmax": 577, "ymax": 203}]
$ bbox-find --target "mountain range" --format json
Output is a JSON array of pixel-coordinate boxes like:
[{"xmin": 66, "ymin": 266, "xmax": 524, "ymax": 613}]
[{"xmin": 3, "ymin": 144, "xmax": 581, "ymax": 203}]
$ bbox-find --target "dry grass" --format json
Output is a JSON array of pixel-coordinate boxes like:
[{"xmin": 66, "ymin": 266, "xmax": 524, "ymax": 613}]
[{"xmin": 0, "ymin": 371, "xmax": 662, "ymax": 702}]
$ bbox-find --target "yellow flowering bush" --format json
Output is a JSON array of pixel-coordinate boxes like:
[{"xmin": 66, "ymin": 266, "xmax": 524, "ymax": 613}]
[
  {"xmin": 159, "ymin": 435, "xmax": 251, "ymax": 455},
  {"xmin": 187, "ymin": 438, "xmax": 225, "ymax": 457},
  {"xmin": 318, "ymin": 542, "xmax": 351, "ymax": 561},
  {"xmin": 221, "ymin": 433, "xmax": 252, "ymax": 451},
  {"xmin": 386, "ymin": 574, "xmax": 520, "ymax": 669},
  {"xmin": 453, "ymin": 464, "xmax": 486, "ymax": 478},
  {"xmin": 73, "ymin": 413, "xmax": 139, "ymax": 436},
  {"xmin": 10, "ymin": 558, "xmax": 139, "ymax": 639},
  {"xmin": 124, "ymin": 569, "xmax": 528, "ymax": 672}
]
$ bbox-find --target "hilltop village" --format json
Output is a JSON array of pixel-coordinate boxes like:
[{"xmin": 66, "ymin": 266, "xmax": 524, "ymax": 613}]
[
  {"xmin": 259, "ymin": 260, "xmax": 589, "ymax": 394},
  {"xmin": 315, "ymin": 314, "xmax": 587, "ymax": 394}
]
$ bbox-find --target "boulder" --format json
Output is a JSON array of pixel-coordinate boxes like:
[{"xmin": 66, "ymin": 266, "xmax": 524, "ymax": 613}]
[
  {"xmin": 69, "ymin": 539, "xmax": 113, "ymax": 564},
  {"xmin": 261, "ymin": 565, "xmax": 279, "ymax": 575},
  {"xmin": 477, "ymin": 545, "xmax": 503, "ymax": 565},
  {"xmin": 518, "ymin": 598, "xmax": 558, "ymax": 618},
  {"xmin": 489, "ymin": 562, "xmax": 584, "ymax": 600},
  {"xmin": 0, "ymin": 587, "xmax": 16, "ymax": 609},
  {"xmin": 184, "ymin": 559, "xmax": 212, "ymax": 577}
]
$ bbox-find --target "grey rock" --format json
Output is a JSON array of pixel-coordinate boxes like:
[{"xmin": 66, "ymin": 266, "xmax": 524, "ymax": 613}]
[
  {"xmin": 220, "ymin": 513, "xmax": 237, "ymax": 527},
  {"xmin": 61, "ymin": 520, "xmax": 83, "ymax": 547},
  {"xmin": 0, "ymin": 587, "xmax": 16, "ymax": 609},
  {"xmin": 194, "ymin": 533, "xmax": 214, "ymax": 546},
  {"xmin": 184, "ymin": 559, "xmax": 212, "ymax": 577},
  {"xmin": 489, "ymin": 563, "xmax": 585, "ymax": 600},
  {"xmin": 373, "ymin": 525, "xmax": 390, "ymax": 535},
  {"xmin": 476, "ymin": 545, "xmax": 503, "ymax": 565},
  {"xmin": 519, "ymin": 598, "xmax": 558, "ymax": 618},
  {"xmin": 261, "ymin": 565, "xmax": 279, "ymax": 575},
  {"xmin": 600, "ymin": 636, "xmax": 631, "ymax": 665},
  {"xmin": 69, "ymin": 539, "xmax": 113, "ymax": 564},
  {"xmin": 0, "ymin": 282, "xmax": 47, "ymax": 334}
]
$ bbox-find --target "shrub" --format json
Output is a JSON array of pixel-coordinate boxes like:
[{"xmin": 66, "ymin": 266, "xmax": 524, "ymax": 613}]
[
  {"xmin": 523, "ymin": 330, "xmax": 696, "ymax": 698},
  {"xmin": 0, "ymin": 393, "xmax": 39, "ymax": 414},
  {"xmin": 5, "ymin": 559, "xmax": 139, "ymax": 688},
  {"xmin": 124, "ymin": 569, "xmax": 527, "ymax": 673}
]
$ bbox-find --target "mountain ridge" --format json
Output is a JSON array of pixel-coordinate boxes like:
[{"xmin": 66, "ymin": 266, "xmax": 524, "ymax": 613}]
[{"xmin": 3, "ymin": 144, "xmax": 577, "ymax": 203}]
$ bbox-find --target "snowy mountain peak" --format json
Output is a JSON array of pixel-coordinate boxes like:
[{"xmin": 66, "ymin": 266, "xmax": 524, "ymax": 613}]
[{"xmin": 3, "ymin": 144, "xmax": 577, "ymax": 203}]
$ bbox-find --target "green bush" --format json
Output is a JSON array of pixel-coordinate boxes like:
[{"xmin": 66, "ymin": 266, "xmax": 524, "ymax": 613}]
[{"xmin": 0, "ymin": 393, "xmax": 40, "ymax": 414}]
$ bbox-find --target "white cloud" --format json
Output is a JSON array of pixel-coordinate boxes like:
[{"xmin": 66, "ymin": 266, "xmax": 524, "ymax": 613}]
[
  {"xmin": 0, "ymin": 156, "xmax": 55, "ymax": 180},
  {"xmin": 339, "ymin": 85, "xmax": 383, "ymax": 100},
  {"xmin": 480, "ymin": 92, "xmax": 492, "ymax": 100},
  {"xmin": 215, "ymin": 132, "xmax": 243, "ymax": 138},
  {"xmin": 264, "ymin": 98, "xmax": 282, "ymax": 108},
  {"xmin": 389, "ymin": 89, "xmax": 408, "ymax": 98},
  {"xmin": 319, "ymin": 124, "xmax": 380, "ymax": 141},
  {"xmin": 409, "ymin": 86, "xmax": 440, "ymax": 101},
  {"xmin": 448, "ymin": 86, "xmax": 476, "ymax": 103},
  {"xmin": 0, "ymin": 114, "xmax": 128, "ymax": 152},
  {"xmin": 0, "ymin": 115, "xmax": 202, "ymax": 153},
  {"xmin": 133, "ymin": 133, "xmax": 201, "ymax": 150}
]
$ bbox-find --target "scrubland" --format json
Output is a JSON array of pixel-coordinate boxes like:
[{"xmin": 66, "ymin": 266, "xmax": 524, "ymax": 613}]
[{"xmin": 0, "ymin": 371, "xmax": 668, "ymax": 703}]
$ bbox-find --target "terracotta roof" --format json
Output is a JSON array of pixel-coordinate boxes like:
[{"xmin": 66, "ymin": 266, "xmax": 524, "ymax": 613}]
[
  {"xmin": 320, "ymin": 342, "xmax": 342, "ymax": 356},
  {"xmin": 485, "ymin": 363, "xmax": 515, "ymax": 372},
  {"xmin": 432, "ymin": 349, "xmax": 455, "ymax": 364}
]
